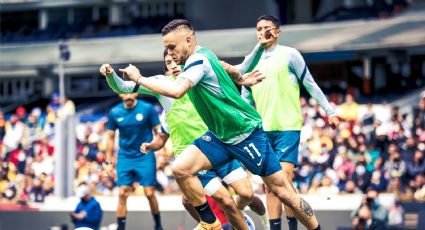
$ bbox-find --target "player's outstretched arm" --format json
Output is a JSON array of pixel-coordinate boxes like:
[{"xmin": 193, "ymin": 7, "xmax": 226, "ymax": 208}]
[
  {"xmin": 100, "ymin": 64, "xmax": 132, "ymax": 94},
  {"xmin": 221, "ymin": 61, "xmax": 265, "ymax": 87},
  {"xmin": 100, "ymin": 64, "xmax": 158, "ymax": 96},
  {"xmin": 119, "ymin": 64, "xmax": 192, "ymax": 99},
  {"xmin": 236, "ymin": 43, "xmax": 264, "ymax": 74},
  {"xmin": 290, "ymin": 49, "xmax": 339, "ymax": 129}
]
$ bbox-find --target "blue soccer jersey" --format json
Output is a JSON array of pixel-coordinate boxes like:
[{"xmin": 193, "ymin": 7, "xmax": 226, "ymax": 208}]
[{"xmin": 107, "ymin": 100, "xmax": 160, "ymax": 158}]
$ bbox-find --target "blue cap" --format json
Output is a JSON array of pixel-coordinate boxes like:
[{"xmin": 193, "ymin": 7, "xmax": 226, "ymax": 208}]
[{"xmin": 51, "ymin": 93, "xmax": 59, "ymax": 99}]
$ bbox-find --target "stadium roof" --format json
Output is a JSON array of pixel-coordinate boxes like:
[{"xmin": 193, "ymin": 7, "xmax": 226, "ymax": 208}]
[{"xmin": 1, "ymin": 7, "xmax": 425, "ymax": 71}]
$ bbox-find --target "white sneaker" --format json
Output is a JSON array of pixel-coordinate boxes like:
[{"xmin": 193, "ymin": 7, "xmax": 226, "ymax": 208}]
[{"xmin": 242, "ymin": 212, "xmax": 255, "ymax": 230}]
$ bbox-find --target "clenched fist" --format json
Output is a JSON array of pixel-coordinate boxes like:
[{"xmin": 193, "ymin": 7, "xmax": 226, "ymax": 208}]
[
  {"xmin": 99, "ymin": 64, "xmax": 114, "ymax": 76},
  {"xmin": 119, "ymin": 64, "xmax": 142, "ymax": 82}
]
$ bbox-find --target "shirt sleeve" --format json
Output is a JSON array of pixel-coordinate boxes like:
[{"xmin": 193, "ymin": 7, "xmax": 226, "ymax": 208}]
[
  {"xmin": 148, "ymin": 105, "xmax": 161, "ymax": 127},
  {"xmin": 106, "ymin": 110, "xmax": 117, "ymax": 131},
  {"xmin": 179, "ymin": 54, "xmax": 208, "ymax": 86},
  {"xmin": 235, "ymin": 43, "xmax": 264, "ymax": 74},
  {"xmin": 159, "ymin": 111, "xmax": 170, "ymax": 134},
  {"xmin": 74, "ymin": 202, "xmax": 82, "ymax": 214},
  {"xmin": 106, "ymin": 71, "xmax": 160, "ymax": 97},
  {"xmin": 288, "ymin": 48, "xmax": 336, "ymax": 117}
]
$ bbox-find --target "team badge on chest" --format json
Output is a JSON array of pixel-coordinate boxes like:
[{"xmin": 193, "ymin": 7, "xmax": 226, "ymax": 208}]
[{"xmin": 136, "ymin": 113, "xmax": 144, "ymax": 121}]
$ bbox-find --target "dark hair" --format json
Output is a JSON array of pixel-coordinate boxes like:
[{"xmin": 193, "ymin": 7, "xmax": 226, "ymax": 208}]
[
  {"xmin": 161, "ymin": 19, "xmax": 195, "ymax": 36},
  {"xmin": 163, "ymin": 48, "xmax": 169, "ymax": 72},
  {"xmin": 256, "ymin": 15, "xmax": 280, "ymax": 28},
  {"xmin": 163, "ymin": 48, "xmax": 169, "ymax": 58},
  {"xmin": 78, "ymin": 182, "xmax": 87, "ymax": 187}
]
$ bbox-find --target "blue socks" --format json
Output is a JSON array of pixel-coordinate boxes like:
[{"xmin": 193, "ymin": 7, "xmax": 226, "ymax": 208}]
[
  {"xmin": 270, "ymin": 218, "xmax": 281, "ymax": 230},
  {"xmin": 287, "ymin": 216, "xmax": 298, "ymax": 230},
  {"xmin": 117, "ymin": 217, "xmax": 126, "ymax": 230}
]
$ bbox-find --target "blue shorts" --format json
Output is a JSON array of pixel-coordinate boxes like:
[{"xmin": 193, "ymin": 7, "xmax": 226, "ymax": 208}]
[
  {"xmin": 193, "ymin": 128, "xmax": 282, "ymax": 177},
  {"xmin": 116, "ymin": 151, "xmax": 157, "ymax": 187},
  {"xmin": 196, "ymin": 160, "xmax": 247, "ymax": 195},
  {"xmin": 266, "ymin": 131, "xmax": 300, "ymax": 167}
]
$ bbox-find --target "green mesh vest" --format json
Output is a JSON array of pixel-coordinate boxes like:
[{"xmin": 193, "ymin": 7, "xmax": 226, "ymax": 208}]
[
  {"xmin": 164, "ymin": 77, "xmax": 208, "ymax": 157},
  {"xmin": 187, "ymin": 48, "xmax": 262, "ymax": 143},
  {"xmin": 251, "ymin": 45, "xmax": 303, "ymax": 131}
]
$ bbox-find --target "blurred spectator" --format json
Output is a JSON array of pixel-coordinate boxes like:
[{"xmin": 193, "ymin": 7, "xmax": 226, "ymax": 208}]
[
  {"xmin": 47, "ymin": 93, "xmax": 61, "ymax": 115},
  {"xmin": 0, "ymin": 112, "xmax": 6, "ymax": 141},
  {"xmin": 333, "ymin": 150, "xmax": 356, "ymax": 181},
  {"xmin": 71, "ymin": 183, "xmax": 103, "ymax": 230},
  {"xmin": 412, "ymin": 174, "xmax": 425, "ymax": 198},
  {"xmin": 29, "ymin": 178, "xmax": 46, "ymax": 203},
  {"xmin": 401, "ymin": 137, "xmax": 418, "ymax": 161},
  {"xmin": 361, "ymin": 103, "xmax": 375, "ymax": 142},
  {"xmin": 365, "ymin": 144, "xmax": 380, "ymax": 172},
  {"xmin": 353, "ymin": 187, "xmax": 389, "ymax": 225},
  {"xmin": 352, "ymin": 204, "xmax": 386, "ymax": 230},
  {"xmin": 3, "ymin": 114, "xmax": 25, "ymax": 153},
  {"xmin": 343, "ymin": 180, "xmax": 362, "ymax": 194},
  {"xmin": 413, "ymin": 180, "xmax": 425, "ymax": 201},
  {"xmin": 406, "ymin": 149, "xmax": 425, "ymax": 179},
  {"xmin": 307, "ymin": 176, "xmax": 322, "ymax": 194},
  {"xmin": 384, "ymin": 150, "xmax": 406, "ymax": 181},
  {"xmin": 352, "ymin": 157, "xmax": 373, "ymax": 193},
  {"xmin": 339, "ymin": 94, "xmax": 360, "ymax": 122},
  {"xmin": 387, "ymin": 177, "xmax": 415, "ymax": 202},
  {"xmin": 58, "ymin": 98, "xmax": 76, "ymax": 118},
  {"xmin": 412, "ymin": 95, "xmax": 425, "ymax": 133},
  {"xmin": 315, "ymin": 175, "xmax": 340, "ymax": 195},
  {"xmin": 387, "ymin": 201, "xmax": 405, "ymax": 228},
  {"xmin": 23, "ymin": 108, "xmax": 45, "ymax": 147},
  {"xmin": 15, "ymin": 106, "xmax": 27, "ymax": 122}
]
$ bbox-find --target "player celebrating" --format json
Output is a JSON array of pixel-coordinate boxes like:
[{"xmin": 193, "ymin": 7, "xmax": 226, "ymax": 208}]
[
  {"xmin": 119, "ymin": 19, "xmax": 322, "ymax": 230},
  {"xmin": 104, "ymin": 93, "xmax": 163, "ymax": 230}
]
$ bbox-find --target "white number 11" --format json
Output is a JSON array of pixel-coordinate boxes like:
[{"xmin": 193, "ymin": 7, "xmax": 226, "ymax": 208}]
[{"xmin": 243, "ymin": 143, "xmax": 261, "ymax": 159}]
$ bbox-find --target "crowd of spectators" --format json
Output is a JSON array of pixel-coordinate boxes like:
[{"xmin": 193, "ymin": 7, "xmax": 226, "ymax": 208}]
[
  {"xmin": 290, "ymin": 93, "xmax": 425, "ymax": 203},
  {"xmin": 0, "ymin": 93, "xmax": 74, "ymax": 205},
  {"xmin": 1, "ymin": 92, "xmax": 424, "ymax": 218}
]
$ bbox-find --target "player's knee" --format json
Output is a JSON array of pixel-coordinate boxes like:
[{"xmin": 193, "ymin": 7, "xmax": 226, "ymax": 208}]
[
  {"xmin": 145, "ymin": 189, "xmax": 155, "ymax": 200},
  {"xmin": 238, "ymin": 189, "xmax": 254, "ymax": 203},
  {"xmin": 119, "ymin": 189, "xmax": 129, "ymax": 200},
  {"xmin": 171, "ymin": 161, "xmax": 190, "ymax": 179}
]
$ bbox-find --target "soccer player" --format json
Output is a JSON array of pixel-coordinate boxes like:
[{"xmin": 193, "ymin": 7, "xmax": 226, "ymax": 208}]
[
  {"xmin": 240, "ymin": 15, "xmax": 339, "ymax": 230},
  {"xmin": 104, "ymin": 92, "xmax": 163, "ymax": 230},
  {"xmin": 100, "ymin": 48, "xmax": 268, "ymax": 229},
  {"xmin": 119, "ymin": 19, "xmax": 322, "ymax": 230}
]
